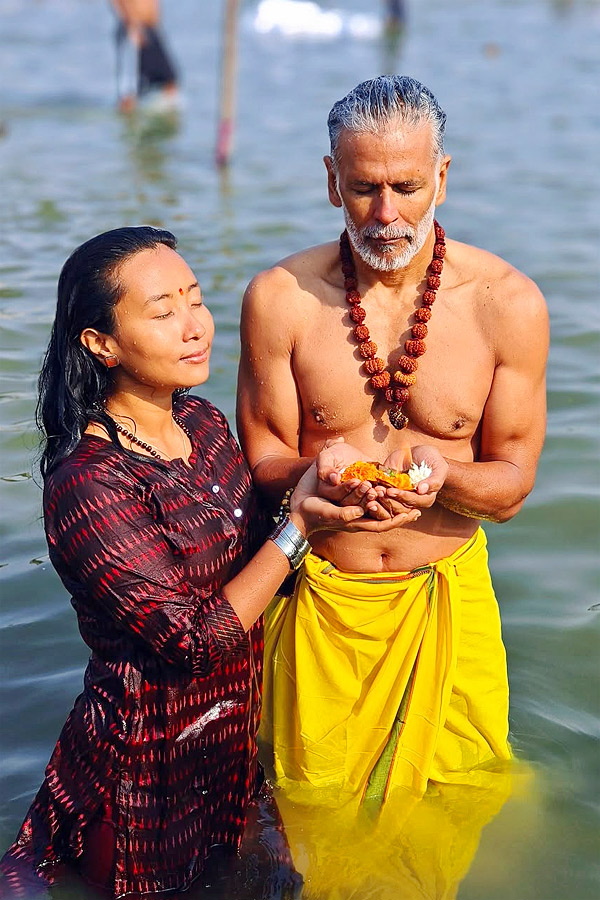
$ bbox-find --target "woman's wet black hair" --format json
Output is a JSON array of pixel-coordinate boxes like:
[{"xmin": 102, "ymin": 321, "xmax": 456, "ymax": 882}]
[{"xmin": 37, "ymin": 225, "xmax": 177, "ymax": 478}]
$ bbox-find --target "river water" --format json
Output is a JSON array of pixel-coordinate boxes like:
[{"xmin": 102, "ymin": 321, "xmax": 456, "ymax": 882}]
[{"xmin": 1, "ymin": 1, "xmax": 599, "ymax": 898}]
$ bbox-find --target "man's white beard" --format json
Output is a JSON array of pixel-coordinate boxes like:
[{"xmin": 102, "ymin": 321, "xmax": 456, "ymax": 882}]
[{"xmin": 342, "ymin": 194, "xmax": 437, "ymax": 272}]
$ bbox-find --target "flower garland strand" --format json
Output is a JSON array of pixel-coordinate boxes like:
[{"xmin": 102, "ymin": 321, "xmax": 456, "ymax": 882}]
[{"xmin": 339, "ymin": 220, "xmax": 446, "ymax": 430}]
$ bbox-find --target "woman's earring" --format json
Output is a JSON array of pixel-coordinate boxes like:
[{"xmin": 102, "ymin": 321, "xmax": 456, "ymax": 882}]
[{"xmin": 104, "ymin": 354, "xmax": 120, "ymax": 369}]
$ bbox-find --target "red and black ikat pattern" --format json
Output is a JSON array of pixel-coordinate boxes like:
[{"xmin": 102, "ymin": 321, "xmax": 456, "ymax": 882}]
[{"xmin": 0, "ymin": 396, "xmax": 272, "ymax": 898}]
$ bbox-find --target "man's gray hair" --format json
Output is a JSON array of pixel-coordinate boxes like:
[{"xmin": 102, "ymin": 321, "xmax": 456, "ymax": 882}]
[{"xmin": 327, "ymin": 75, "xmax": 446, "ymax": 166}]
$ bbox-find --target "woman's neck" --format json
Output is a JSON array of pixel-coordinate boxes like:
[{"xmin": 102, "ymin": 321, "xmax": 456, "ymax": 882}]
[
  {"xmin": 95, "ymin": 390, "xmax": 191, "ymax": 463},
  {"xmin": 105, "ymin": 390, "xmax": 175, "ymax": 436}
]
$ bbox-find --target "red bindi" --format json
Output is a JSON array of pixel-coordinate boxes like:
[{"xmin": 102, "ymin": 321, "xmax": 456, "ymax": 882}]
[{"xmin": 179, "ymin": 288, "xmax": 184, "ymax": 295}]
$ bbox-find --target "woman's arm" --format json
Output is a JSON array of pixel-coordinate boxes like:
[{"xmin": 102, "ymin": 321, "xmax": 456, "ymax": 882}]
[{"xmin": 45, "ymin": 463, "xmax": 373, "ymax": 676}]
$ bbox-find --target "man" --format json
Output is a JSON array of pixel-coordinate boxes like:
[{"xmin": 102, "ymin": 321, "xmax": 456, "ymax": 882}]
[
  {"xmin": 236, "ymin": 76, "xmax": 548, "ymax": 812},
  {"xmin": 109, "ymin": 0, "xmax": 178, "ymax": 112}
]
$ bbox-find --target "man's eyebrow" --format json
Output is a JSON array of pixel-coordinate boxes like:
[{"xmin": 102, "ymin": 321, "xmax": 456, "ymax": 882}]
[{"xmin": 144, "ymin": 282, "xmax": 199, "ymax": 305}]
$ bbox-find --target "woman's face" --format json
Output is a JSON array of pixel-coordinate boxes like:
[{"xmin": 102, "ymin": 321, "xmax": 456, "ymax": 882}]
[{"xmin": 103, "ymin": 244, "xmax": 215, "ymax": 395}]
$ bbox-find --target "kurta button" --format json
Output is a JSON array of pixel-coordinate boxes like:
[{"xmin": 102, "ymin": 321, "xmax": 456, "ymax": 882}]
[
  {"xmin": 212, "ymin": 485, "xmax": 220, "ymax": 493},
  {"xmin": 234, "ymin": 509, "xmax": 242, "ymax": 518}
]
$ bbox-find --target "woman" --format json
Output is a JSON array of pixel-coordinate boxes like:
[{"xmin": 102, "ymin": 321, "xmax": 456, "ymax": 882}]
[{"xmin": 0, "ymin": 227, "xmax": 417, "ymax": 899}]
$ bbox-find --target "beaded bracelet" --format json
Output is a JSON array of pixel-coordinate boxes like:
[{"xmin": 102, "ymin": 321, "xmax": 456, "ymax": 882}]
[{"xmin": 278, "ymin": 487, "xmax": 294, "ymax": 522}]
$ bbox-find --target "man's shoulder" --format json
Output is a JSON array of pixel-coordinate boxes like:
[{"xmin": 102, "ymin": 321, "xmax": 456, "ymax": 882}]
[{"xmin": 449, "ymin": 238, "xmax": 547, "ymax": 318}]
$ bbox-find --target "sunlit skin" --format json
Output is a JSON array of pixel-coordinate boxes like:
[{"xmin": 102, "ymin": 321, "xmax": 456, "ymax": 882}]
[
  {"xmin": 81, "ymin": 244, "xmax": 214, "ymax": 462},
  {"xmin": 237, "ymin": 120, "xmax": 549, "ymax": 572},
  {"xmin": 327, "ymin": 124, "xmax": 449, "ymax": 276}
]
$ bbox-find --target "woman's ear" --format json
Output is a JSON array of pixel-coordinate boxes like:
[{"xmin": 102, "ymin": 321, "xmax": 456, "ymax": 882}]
[{"xmin": 80, "ymin": 328, "xmax": 119, "ymax": 367}]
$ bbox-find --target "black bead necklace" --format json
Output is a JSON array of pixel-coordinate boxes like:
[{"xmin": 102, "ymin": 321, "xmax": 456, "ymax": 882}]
[{"xmin": 112, "ymin": 415, "xmax": 192, "ymax": 462}]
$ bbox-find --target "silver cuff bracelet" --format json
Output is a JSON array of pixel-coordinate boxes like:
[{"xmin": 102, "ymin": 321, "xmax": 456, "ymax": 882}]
[{"xmin": 269, "ymin": 516, "xmax": 310, "ymax": 570}]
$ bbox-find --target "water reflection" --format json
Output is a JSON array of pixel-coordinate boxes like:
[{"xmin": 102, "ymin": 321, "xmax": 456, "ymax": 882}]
[
  {"xmin": 120, "ymin": 108, "xmax": 180, "ymax": 187},
  {"xmin": 276, "ymin": 764, "xmax": 533, "ymax": 899}
]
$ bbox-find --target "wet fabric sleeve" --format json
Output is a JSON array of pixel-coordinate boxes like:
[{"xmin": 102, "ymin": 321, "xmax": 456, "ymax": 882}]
[{"xmin": 45, "ymin": 469, "xmax": 248, "ymax": 676}]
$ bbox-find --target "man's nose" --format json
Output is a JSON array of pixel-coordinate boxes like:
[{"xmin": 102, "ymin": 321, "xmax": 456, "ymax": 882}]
[{"xmin": 373, "ymin": 189, "xmax": 398, "ymax": 226}]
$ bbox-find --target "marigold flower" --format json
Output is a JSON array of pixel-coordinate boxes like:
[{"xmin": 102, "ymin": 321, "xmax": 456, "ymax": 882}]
[{"xmin": 340, "ymin": 461, "xmax": 413, "ymax": 490}]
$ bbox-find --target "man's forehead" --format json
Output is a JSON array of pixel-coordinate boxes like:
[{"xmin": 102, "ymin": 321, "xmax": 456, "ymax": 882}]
[
  {"xmin": 336, "ymin": 120, "xmax": 436, "ymax": 157},
  {"xmin": 335, "ymin": 122, "xmax": 438, "ymax": 178}
]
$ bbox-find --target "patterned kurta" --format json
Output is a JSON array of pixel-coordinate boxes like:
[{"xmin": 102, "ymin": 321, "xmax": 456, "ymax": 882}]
[{"xmin": 0, "ymin": 396, "xmax": 272, "ymax": 898}]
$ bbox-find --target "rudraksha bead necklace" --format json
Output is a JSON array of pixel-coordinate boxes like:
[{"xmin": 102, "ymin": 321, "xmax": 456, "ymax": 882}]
[{"xmin": 340, "ymin": 220, "xmax": 446, "ymax": 430}]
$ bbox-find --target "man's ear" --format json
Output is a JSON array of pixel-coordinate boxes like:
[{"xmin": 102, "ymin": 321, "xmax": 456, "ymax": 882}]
[
  {"xmin": 435, "ymin": 154, "xmax": 451, "ymax": 206},
  {"xmin": 324, "ymin": 156, "xmax": 342, "ymax": 208},
  {"xmin": 80, "ymin": 328, "xmax": 118, "ymax": 366}
]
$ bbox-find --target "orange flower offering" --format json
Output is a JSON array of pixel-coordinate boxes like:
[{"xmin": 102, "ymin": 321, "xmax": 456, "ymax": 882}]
[
  {"xmin": 340, "ymin": 460, "xmax": 433, "ymax": 491},
  {"xmin": 340, "ymin": 461, "xmax": 413, "ymax": 491}
]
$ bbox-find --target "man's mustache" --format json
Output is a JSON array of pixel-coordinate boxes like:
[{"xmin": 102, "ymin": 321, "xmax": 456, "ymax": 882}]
[{"xmin": 361, "ymin": 226, "xmax": 415, "ymax": 241}]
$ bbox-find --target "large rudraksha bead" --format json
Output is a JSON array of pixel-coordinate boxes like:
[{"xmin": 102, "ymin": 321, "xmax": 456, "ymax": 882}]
[
  {"xmin": 412, "ymin": 323, "xmax": 428, "ymax": 339},
  {"xmin": 371, "ymin": 372, "xmax": 391, "ymax": 390},
  {"xmin": 433, "ymin": 241, "xmax": 446, "ymax": 258},
  {"xmin": 359, "ymin": 341, "xmax": 378, "ymax": 358},
  {"xmin": 414, "ymin": 307, "xmax": 432, "ymax": 322},
  {"xmin": 350, "ymin": 306, "xmax": 366, "ymax": 323},
  {"xmin": 364, "ymin": 357, "xmax": 385, "ymax": 375},
  {"xmin": 397, "ymin": 355, "xmax": 418, "ymax": 373},
  {"xmin": 405, "ymin": 339, "xmax": 427, "ymax": 357},
  {"xmin": 422, "ymin": 291, "xmax": 437, "ymax": 306},
  {"xmin": 430, "ymin": 258, "xmax": 443, "ymax": 275},
  {"xmin": 427, "ymin": 275, "xmax": 441, "ymax": 290},
  {"xmin": 393, "ymin": 371, "xmax": 417, "ymax": 386},
  {"xmin": 353, "ymin": 325, "xmax": 369, "ymax": 341},
  {"xmin": 346, "ymin": 290, "xmax": 361, "ymax": 305}
]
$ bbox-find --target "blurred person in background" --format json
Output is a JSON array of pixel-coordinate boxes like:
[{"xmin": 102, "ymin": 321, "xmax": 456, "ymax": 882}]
[
  {"xmin": 0, "ymin": 226, "xmax": 400, "ymax": 899},
  {"xmin": 109, "ymin": 0, "xmax": 179, "ymax": 112}
]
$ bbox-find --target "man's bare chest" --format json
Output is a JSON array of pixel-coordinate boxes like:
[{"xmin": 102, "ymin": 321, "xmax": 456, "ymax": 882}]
[{"xmin": 292, "ymin": 300, "xmax": 495, "ymax": 450}]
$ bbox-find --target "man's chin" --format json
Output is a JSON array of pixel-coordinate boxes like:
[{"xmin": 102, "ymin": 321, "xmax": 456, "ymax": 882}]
[{"xmin": 357, "ymin": 245, "xmax": 417, "ymax": 272}]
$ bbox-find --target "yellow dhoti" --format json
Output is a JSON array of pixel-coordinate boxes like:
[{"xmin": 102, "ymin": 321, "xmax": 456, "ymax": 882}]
[{"xmin": 260, "ymin": 528, "xmax": 511, "ymax": 809}]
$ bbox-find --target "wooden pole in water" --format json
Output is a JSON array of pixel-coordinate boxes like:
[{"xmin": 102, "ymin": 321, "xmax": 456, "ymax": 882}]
[{"xmin": 216, "ymin": 0, "xmax": 240, "ymax": 168}]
